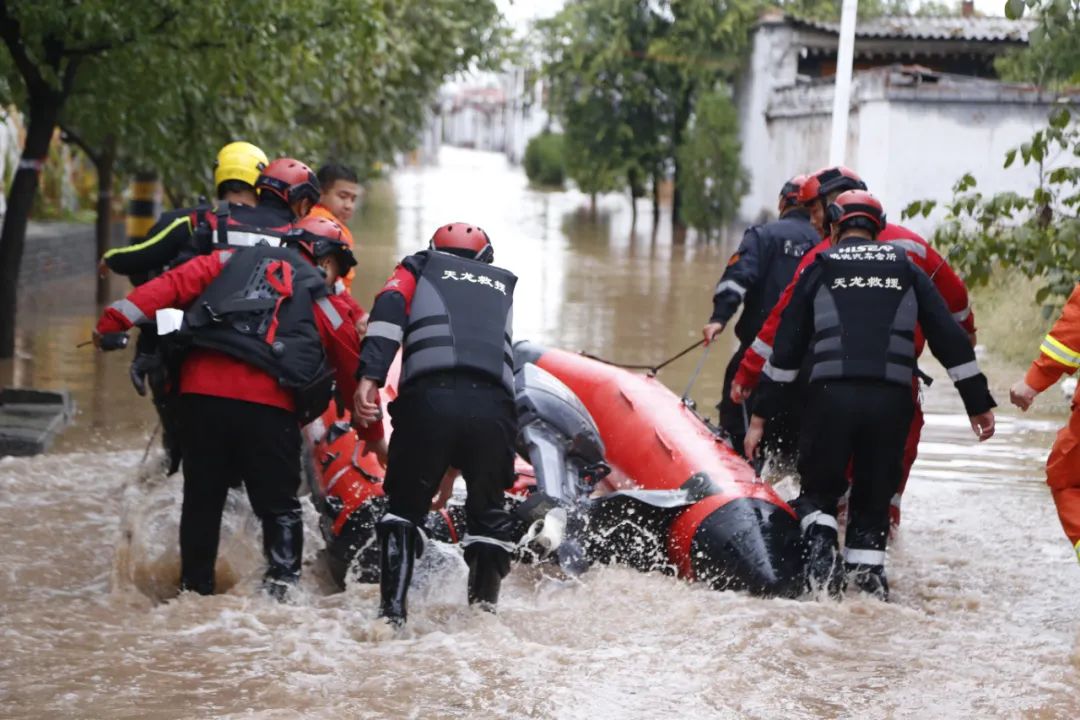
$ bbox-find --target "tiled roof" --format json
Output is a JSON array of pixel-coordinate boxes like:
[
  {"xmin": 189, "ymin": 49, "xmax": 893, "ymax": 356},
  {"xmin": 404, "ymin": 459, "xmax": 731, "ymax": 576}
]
[{"xmin": 787, "ymin": 15, "xmax": 1034, "ymax": 42}]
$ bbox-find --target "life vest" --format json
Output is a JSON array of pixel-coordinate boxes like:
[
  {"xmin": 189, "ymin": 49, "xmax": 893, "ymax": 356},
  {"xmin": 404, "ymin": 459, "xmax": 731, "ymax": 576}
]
[
  {"xmin": 733, "ymin": 212, "xmax": 819, "ymax": 345},
  {"xmin": 400, "ymin": 251, "xmax": 516, "ymax": 393},
  {"xmin": 808, "ymin": 242, "xmax": 919, "ymax": 386},
  {"xmin": 191, "ymin": 204, "xmax": 290, "ymax": 254},
  {"xmin": 179, "ymin": 246, "xmax": 337, "ymax": 423}
]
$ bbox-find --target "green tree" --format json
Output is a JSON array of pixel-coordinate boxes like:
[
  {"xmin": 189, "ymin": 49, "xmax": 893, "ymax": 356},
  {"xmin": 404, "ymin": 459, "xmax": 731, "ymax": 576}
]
[
  {"xmin": 539, "ymin": 0, "xmax": 757, "ymax": 231},
  {"xmin": 676, "ymin": 88, "xmax": 747, "ymax": 240},
  {"xmin": 0, "ymin": 0, "xmax": 505, "ymax": 358},
  {"xmin": 524, "ymin": 131, "xmax": 567, "ymax": 187},
  {"xmin": 996, "ymin": 0, "xmax": 1080, "ymax": 89}
]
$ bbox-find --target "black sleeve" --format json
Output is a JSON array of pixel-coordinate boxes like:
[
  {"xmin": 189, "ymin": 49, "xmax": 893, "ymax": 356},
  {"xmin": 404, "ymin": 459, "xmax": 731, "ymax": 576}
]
[
  {"xmin": 753, "ymin": 261, "xmax": 821, "ymax": 419},
  {"xmin": 911, "ymin": 263, "xmax": 996, "ymax": 415},
  {"xmin": 356, "ymin": 254, "xmax": 425, "ymax": 385},
  {"xmin": 710, "ymin": 227, "xmax": 767, "ymax": 324},
  {"xmin": 103, "ymin": 210, "xmax": 193, "ymax": 277},
  {"xmin": 357, "ymin": 291, "xmax": 408, "ymax": 385}
]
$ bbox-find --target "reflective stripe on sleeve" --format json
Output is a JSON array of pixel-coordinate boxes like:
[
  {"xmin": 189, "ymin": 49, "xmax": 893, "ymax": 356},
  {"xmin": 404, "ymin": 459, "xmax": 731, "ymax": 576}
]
[
  {"xmin": 714, "ymin": 279, "xmax": 747, "ymax": 298},
  {"xmin": 102, "ymin": 216, "xmax": 191, "ymax": 259},
  {"xmin": 952, "ymin": 305, "xmax": 971, "ymax": 323},
  {"xmin": 800, "ymin": 511, "xmax": 838, "ymax": 533},
  {"xmin": 109, "ymin": 298, "xmax": 148, "ymax": 325},
  {"xmin": 366, "ymin": 320, "xmax": 404, "ymax": 343},
  {"xmin": 946, "ymin": 359, "xmax": 981, "ymax": 382},
  {"xmin": 1074, "ymin": 539, "xmax": 1080, "ymax": 564},
  {"xmin": 763, "ymin": 360, "xmax": 798, "ymax": 383},
  {"xmin": 225, "ymin": 231, "xmax": 281, "ymax": 248},
  {"xmin": 751, "ymin": 337, "xmax": 772, "ymax": 359},
  {"xmin": 460, "ymin": 534, "xmax": 518, "ymax": 553},
  {"xmin": 843, "ymin": 548, "xmax": 886, "ymax": 566},
  {"xmin": 1041, "ymin": 335, "xmax": 1080, "ymax": 369},
  {"xmin": 315, "ymin": 297, "xmax": 343, "ymax": 329}
]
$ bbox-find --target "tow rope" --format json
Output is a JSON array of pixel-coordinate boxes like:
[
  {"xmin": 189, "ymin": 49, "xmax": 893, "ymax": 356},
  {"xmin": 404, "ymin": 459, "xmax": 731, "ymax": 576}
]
[{"xmin": 580, "ymin": 339, "xmax": 704, "ymax": 376}]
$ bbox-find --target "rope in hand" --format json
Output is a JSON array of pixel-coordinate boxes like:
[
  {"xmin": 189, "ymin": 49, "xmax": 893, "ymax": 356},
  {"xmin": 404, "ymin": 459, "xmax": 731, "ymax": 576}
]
[{"xmin": 579, "ymin": 339, "xmax": 705, "ymax": 376}]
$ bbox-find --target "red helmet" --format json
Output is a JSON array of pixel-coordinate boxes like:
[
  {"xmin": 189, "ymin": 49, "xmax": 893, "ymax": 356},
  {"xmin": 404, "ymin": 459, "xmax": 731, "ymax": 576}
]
[
  {"xmin": 779, "ymin": 174, "xmax": 809, "ymax": 208},
  {"xmin": 429, "ymin": 222, "xmax": 494, "ymax": 263},
  {"xmin": 256, "ymin": 158, "xmax": 321, "ymax": 207},
  {"xmin": 285, "ymin": 215, "xmax": 356, "ymax": 270},
  {"xmin": 827, "ymin": 190, "xmax": 887, "ymax": 234},
  {"xmin": 797, "ymin": 166, "xmax": 867, "ymax": 205}
]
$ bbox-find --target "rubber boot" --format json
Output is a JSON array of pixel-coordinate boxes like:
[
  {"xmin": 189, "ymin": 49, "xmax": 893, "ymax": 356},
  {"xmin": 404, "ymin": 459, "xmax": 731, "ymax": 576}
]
[
  {"xmin": 377, "ymin": 515, "xmax": 423, "ymax": 626},
  {"xmin": 803, "ymin": 523, "xmax": 844, "ymax": 599},
  {"xmin": 464, "ymin": 541, "xmax": 512, "ymax": 611},
  {"xmin": 845, "ymin": 563, "xmax": 889, "ymax": 601},
  {"xmin": 261, "ymin": 510, "xmax": 303, "ymax": 602}
]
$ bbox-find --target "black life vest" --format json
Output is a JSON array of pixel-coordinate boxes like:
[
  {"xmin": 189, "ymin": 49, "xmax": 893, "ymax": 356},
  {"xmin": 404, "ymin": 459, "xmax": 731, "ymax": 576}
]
[
  {"xmin": 191, "ymin": 204, "xmax": 291, "ymax": 255},
  {"xmin": 179, "ymin": 246, "xmax": 338, "ymax": 423},
  {"xmin": 734, "ymin": 212, "xmax": 819, "ymax": 344},
  {"xmin": 400, "ymin": 251, "xmax": 517, "ymax": 393},
  {"xmin": 808, "ymin": 242, "xmax": 919, "ymax": 386}
]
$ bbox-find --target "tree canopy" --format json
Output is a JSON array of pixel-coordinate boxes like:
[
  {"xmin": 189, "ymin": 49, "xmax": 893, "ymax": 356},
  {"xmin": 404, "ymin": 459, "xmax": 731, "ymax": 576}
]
[
  {"xmin": 538, "ymin": 0, "xmax": 757, "ymax": 231},
  {"xmin": 0, "ymin": 0, "xmax": 506, "ymax": 356}
]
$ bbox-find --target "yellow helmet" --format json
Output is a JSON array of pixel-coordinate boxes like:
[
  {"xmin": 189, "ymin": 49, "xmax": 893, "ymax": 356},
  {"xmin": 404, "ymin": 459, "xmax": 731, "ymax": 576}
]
[{"xmin": 214, "ymin": 141, "xmax": 269, "ymax": 190}]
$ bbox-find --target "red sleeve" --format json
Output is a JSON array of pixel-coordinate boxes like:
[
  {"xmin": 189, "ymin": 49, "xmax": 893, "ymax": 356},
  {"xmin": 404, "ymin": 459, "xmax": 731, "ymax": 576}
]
[
  {"xmin": 881, "ymin": 225, "xmax": 976, "ymax": 334},
  {"xmin": 734, "ymin": 240, "xmax": 828, "ymax": 390},
  {"xmin": 922, "ymin": 244, "xmax": 976, "ymax": 334},
  {"xmin": 317, "ymin": 295, "xmax": 361, "ymax": 402},
  {"xmin": 375, "ymin": 263, "xmax": 419, "ymax": 312},
  {"xmin": 315, "ymin": 294, "xmax": 385, "ymax": 441},
  {"xmin": 95, "ymin": 252, "xmax": 225, "ymax": 334}
]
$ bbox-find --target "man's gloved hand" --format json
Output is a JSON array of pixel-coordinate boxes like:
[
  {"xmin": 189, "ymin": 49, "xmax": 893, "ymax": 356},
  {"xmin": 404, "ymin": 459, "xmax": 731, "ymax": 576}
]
[{"xmin": 129, "ymin": 352, "xmax": 161, "ymax": 396}]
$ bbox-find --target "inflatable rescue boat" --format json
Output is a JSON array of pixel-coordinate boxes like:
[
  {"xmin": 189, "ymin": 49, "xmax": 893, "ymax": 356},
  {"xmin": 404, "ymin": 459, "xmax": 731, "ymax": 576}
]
[{"xmin": 304, "ymin": 344, "xmax": 804, "ymax": 597}]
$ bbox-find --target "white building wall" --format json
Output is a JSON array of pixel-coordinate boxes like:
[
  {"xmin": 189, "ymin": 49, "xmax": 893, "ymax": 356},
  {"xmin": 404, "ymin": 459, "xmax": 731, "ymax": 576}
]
[
  {"xmin": 750, "ymin": 74, "xmax": 1073, "ymax": 237},
  {"xmin": 735, "ymin": 18, "xmax": 801, "ymax": 223},
  {"xmin": 878, "ymin": 100, "xmax": 1053, "ymax": 236}
]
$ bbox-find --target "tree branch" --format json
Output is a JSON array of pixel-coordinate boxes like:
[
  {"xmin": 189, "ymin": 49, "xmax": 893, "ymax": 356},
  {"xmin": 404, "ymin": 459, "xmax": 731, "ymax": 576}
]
[
  {"xmin": 62, "ymin": 8, "xmax": 180, "ymax": 57},
  {"xmin": 0, "ymin": 0, "xmax": 48, "ymax": 93},
  {"xmin": 58, "ymin": 123, "xmax": 101, "ymax": 166}
]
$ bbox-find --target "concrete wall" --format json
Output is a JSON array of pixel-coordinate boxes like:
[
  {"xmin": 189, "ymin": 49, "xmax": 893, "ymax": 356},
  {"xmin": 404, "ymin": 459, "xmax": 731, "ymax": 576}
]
[
  {"xmin": 734, "ymin": 19, "xmax": 800, "ymax": 221},
  {"xmin": 742, "ymin": 70, "xmax": 1074, "ymax": 236}
]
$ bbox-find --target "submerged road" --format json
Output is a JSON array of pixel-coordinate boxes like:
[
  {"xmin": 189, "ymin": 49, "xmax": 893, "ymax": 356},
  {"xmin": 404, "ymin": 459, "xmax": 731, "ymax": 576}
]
[{"xmin": 1, "ymin": 147, "xmax": 1078, "ymax": 718}]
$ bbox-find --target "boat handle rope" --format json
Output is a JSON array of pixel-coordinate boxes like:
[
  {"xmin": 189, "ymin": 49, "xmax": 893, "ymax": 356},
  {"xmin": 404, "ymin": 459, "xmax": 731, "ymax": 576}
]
[{"xmin": 579, "ymin": 339, "xmax": 704, "ymax": 376}]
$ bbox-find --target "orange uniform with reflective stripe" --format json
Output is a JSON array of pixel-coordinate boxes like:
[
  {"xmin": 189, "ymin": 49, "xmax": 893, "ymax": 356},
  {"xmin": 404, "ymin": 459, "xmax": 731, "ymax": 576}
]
[
  {"xmin": 1024, "ymin": 283, "xmax": 1080, "ymax": 560},
  {"xmin": 309, "ymin": 203, "xmax": 356, "ymax": 291}
]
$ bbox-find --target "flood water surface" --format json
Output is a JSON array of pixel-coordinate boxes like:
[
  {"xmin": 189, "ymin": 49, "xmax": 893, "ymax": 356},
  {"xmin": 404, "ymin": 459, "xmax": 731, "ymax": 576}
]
[{"xmin": 2, "ymin": 147, "xmax": 1079, "ymax": 718}]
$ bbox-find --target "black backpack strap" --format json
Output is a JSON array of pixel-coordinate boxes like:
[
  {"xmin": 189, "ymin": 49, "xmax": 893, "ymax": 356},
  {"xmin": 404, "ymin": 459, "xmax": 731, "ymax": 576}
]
[{"xmin": 215, "ymin": 206, "xmax": 230, "ymax": 246}]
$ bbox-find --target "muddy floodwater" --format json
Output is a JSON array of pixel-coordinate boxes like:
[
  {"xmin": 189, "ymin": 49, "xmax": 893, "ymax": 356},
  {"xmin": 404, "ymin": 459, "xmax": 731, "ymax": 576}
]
[{"xmin": 2, "ymin": 147, "xmax": 1079, "ymax": 719}]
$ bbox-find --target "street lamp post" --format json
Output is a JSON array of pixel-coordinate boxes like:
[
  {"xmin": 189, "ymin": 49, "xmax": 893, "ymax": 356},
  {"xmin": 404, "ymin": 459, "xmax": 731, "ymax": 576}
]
[{"xmin": 829, "ymin": 0, "xmax": 859, "ymax": 165}]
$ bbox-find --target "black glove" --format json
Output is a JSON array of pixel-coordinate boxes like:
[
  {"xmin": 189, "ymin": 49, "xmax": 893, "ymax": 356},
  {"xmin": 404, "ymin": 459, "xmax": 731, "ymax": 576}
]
[
  {"xmin": 98, "ymin": 332, "xmax": 130, "ymax": 352},
  {"xmin": 129, "ymin": 351, "xmax": 161, "ymax": 396}
]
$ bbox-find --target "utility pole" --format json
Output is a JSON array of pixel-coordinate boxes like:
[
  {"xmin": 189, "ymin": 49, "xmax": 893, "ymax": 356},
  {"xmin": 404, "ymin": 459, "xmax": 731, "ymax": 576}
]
[{"xmin": 829, "ymin": 0, "xmax": 858, "ymax": 165}]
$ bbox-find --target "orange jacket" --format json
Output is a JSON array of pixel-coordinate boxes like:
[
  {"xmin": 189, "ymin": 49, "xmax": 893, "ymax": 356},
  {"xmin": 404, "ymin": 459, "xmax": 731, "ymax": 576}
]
[
  {"xmin": 309, "ymin": 204, "xmax": 356, "ymax": 290},
  {"xmin": 1025, "ymin": 283, "xmax": 1080, "ymax": 406}
]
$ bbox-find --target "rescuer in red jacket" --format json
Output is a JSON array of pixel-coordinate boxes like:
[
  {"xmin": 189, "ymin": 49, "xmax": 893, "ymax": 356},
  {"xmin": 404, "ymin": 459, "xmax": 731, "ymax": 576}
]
[
  {"xmin": 730, "ymin": 166, "xmax": 977, "ymax": 527},
  {"xmin": 94, "ymin": 241, "xmax": 379, "ymax": 600}
]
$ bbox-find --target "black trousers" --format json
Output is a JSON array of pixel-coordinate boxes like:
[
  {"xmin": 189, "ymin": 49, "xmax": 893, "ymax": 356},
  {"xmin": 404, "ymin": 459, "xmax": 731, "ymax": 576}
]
[
  {"xmin": 793, "ymin": 381, "xmax": 914, "ymax": 556},
  {"xmin": 719, "ymin": 342, "xmax": 802, "ymax": 462},
  {"xmin": 384, "ymin": 372, "xmax": 517, "ymax": 542},
  {"xmin": 178, "ymin": 394, "xmax": 303, "ymax": 593}
]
